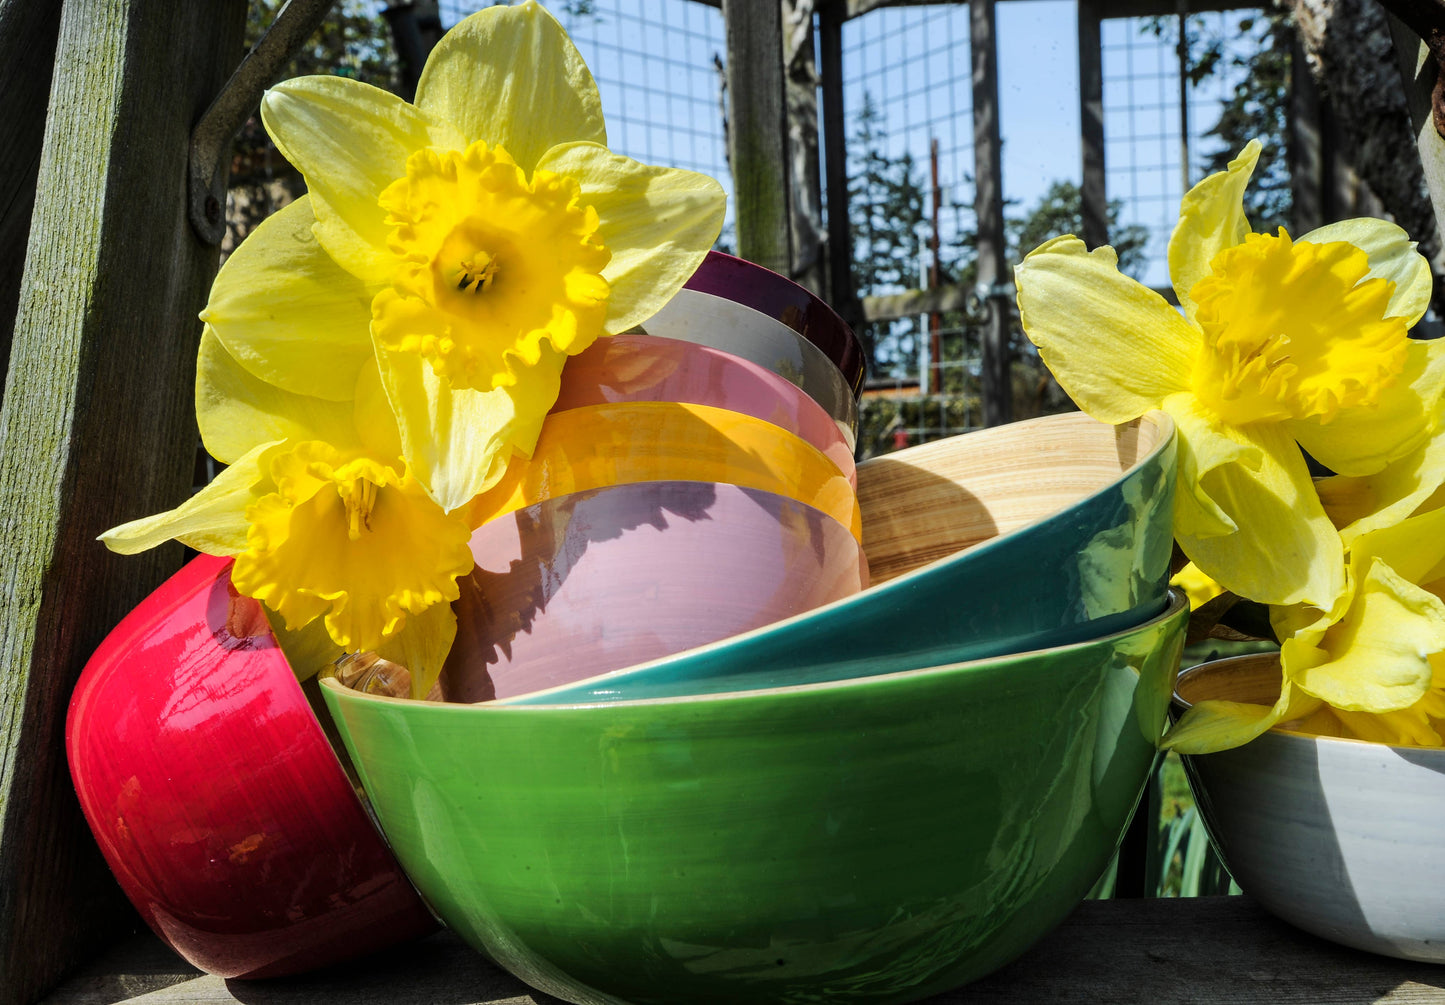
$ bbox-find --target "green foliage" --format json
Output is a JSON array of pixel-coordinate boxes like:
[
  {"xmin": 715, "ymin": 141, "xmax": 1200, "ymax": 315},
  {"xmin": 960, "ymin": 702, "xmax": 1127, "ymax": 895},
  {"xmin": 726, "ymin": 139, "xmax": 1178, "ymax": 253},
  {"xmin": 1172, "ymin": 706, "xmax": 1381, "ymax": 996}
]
[{"xmin": 247, "ymin": 0, "xmax": 399, "ymax": 91}]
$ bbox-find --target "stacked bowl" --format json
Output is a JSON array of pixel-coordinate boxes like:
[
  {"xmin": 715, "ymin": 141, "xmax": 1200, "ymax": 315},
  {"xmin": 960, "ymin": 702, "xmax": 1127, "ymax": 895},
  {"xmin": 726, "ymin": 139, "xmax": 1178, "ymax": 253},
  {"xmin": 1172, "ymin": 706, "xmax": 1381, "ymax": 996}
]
[
  {"xmin": 431, "ymin": 251, "xmax": 872, "ymax": 702},
  {"xmin": 320, "ymin": 399, "xmax": 1192, "ymax": 1002},
  {"xmin": 68, "ymin": 254, "xmax": 1191, "ymax": 1002}
]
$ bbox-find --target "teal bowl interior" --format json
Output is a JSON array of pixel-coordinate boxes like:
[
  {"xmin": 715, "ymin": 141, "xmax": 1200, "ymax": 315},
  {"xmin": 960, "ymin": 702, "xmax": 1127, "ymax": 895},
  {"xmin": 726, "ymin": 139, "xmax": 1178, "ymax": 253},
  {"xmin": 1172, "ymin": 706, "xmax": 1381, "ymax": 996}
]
[
  {"xmin": 501, "ymin": 410, "xmax": 1176, "ymax": 706},
  {"xmin": 321, "ymin": 589, "xmax": 1188, "ymax": 1005}
]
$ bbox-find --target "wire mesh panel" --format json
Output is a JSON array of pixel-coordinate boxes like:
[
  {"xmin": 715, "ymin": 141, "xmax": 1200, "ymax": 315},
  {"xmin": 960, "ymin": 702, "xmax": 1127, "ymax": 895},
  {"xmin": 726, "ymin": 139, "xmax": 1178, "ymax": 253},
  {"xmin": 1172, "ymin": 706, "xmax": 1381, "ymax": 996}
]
[
  {"xmin": 1102, "ymin": 10, "xmax": 1271, "ymax": 288},
  {"xmin": 438, "ymin": 0, "xmax": 735, "ymax": 239}
]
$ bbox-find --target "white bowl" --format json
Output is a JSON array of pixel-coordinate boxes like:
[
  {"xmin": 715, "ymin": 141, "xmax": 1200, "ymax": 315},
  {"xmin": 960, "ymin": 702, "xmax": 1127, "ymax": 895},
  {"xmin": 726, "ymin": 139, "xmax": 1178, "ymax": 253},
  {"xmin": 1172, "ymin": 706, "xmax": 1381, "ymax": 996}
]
[{"xmin": 1175, "ymin": 652, "xmax": 1445, "ymax": 963}]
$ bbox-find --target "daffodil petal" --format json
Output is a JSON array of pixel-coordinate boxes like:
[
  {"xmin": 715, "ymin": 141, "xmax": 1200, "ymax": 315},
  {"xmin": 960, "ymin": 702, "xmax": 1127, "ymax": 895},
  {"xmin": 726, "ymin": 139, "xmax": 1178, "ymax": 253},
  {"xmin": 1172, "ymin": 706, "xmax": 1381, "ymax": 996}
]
[
  {"xmin": 1290, "ymin": 337, "xmax": 1445, "ymax": 477},
  {"xmin": 376, "ymin": 601, "xmax": 458, "ymax": 700},
  {"xmin": 200, "ymin": 196, "xmax": 375, "ymax": 401},
  {"xmin": 536, "ymin": 141, "xmax": 726, "ymax": 335},
  {"xmin": 1162, "ymin": 677, "xmax": 1316, "ymax": 754},
  {"xmin": 1318, "ymin": 426, "xmax": 1445, "ymax": 543},
  {"xmin": 1300, "ymin": 218, "xmax": 1433, "ymax": 326},
  {"xmin": 374, "ymin": 341, "xmax": 563, "ymax": 511},
  {"xmin": 261, "ymin": 77, "xmax": 465, "ymax": 282},
  {"xmin": 265, "ymin": 608, "xmax": 344, "ymax": 682},
  {"xmin": 1355, "ymin": 504, "xmax": 1445, "ymax": 597},
  {"xmin": 98, "ymin": 440, "xmax": 282, "ymax": 556},
  {"xmin": 1161, "ymin": 391, "xmax": 1252, "ymax": 540},
  {"xmin": 1176, "ymin": 420, "xmax": 1345, "ymax": 608},
  {"xmin": 414, "ymin": 0, "xmax": 605, "ymax": 174},
  {"xmin": 197, "ymin": 328, "xmax": 359, "ymax": 464},
  {"xmin": 1014, "ymin": 236, "xmax": 1197, "ymax": 423},
  {"xmin": 353, "ymin": 357, "xmax": 405, "ymax": 463},
  {"xmin": 1286, "ymin": 557, "xmax": 1445, "ymax": 712},
  {"xmin": 1169, "ymin": 139, "xmax": 1259, "ymax": 320}
]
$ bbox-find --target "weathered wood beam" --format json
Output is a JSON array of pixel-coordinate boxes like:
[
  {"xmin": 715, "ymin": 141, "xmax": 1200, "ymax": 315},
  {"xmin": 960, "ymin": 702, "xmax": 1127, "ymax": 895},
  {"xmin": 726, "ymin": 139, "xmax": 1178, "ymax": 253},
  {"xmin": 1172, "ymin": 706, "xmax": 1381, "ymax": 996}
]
[
  {"xmin": 0, "ymin": 0, "xmax": 62, "ymax": 385},
  {"xmin": 863, "ymin": 284, "xmax": 975, "ymax": 323},
  {"xmin": 721, "ymin": 0, "xmax": 791, "ymax": 275},
  {"xmin": 1078, "ymin": 0, "xmax": 1107, "ymax": 250},
  {"xmin": 970, "ymin": 0, "xmax": 1010, "ymax": 427},
  {"xmin": 0, "ymin": 1, "xmax": 246, "ymax": 1002},
  {"xmin": 818, "ymin": 0, "xmax": 864, "ymax": 334}
]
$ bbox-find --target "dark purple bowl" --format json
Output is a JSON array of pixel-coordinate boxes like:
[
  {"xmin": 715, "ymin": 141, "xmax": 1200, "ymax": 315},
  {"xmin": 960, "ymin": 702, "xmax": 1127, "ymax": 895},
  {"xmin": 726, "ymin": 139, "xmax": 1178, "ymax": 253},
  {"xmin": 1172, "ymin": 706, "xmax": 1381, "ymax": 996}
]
[{"xmin": 684, "ymin": 252, "xmax": 865, "ymax": 397}]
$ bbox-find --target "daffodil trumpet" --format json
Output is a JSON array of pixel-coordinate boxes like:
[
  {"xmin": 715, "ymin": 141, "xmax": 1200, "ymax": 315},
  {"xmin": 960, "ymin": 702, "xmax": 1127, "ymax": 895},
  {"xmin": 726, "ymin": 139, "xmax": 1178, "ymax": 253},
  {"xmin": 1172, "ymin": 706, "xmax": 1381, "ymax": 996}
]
[{"xmin": 101, "ymin": 1, "xmax": 726, "ymax": 696}]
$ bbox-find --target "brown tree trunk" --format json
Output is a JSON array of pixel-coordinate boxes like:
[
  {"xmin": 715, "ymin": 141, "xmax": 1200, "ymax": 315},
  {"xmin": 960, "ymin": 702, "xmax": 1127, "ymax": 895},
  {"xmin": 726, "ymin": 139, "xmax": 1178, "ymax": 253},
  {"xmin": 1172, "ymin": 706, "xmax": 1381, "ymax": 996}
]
[{"xmin": 1288, "ymin": 0, "xmax": 1443, "ymax": 281}]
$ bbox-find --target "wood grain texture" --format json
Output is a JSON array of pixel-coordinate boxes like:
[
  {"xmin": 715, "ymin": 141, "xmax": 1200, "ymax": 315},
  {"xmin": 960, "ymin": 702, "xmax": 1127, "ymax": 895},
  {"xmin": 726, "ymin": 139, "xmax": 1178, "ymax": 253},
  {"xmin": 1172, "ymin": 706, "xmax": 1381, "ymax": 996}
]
[
  {"xmin": 0, "ymin": 1, "xmax": 245, "ymax": 1002},
  {"xmin": 857, "ymin": 412, "xmax": 1163, "ymax": 583},
  {"xmin": 721, "ymin": 0, "xmax": 791, "ymax": 275},
  {"xmin": 41, "ymin": 897, "xmax": 1445, "ymax": 1004},
  {"xmin": 0, "ymin": 0, "xmax": 61, "ymax": 381}
]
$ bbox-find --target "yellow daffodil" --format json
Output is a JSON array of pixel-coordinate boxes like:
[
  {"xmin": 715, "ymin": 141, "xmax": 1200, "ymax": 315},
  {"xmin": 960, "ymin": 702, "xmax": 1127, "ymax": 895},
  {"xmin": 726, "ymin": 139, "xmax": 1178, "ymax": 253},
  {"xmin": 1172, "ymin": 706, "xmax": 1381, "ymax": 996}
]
[
  {"xmin": 102, "ymin": 3, "xmax": 725, "ymax": 692},
  {"xmin": 102, "ymin": 328, "xmax": 468, "ymax": 694},
  {"xmin": 1165, "ymin": 503, "xmax": 1445, "ymax": 752},
  {"xmin": 1170, "ymin": 561, "xmax": 1225, "ymax": 610},
  {"xmin": 213, "ymin": 0, "xmax": 725, "ymax": 512},
  {"xmin": 1015, "ymin": 140, "xmax": 1444, "ymax": 613}
]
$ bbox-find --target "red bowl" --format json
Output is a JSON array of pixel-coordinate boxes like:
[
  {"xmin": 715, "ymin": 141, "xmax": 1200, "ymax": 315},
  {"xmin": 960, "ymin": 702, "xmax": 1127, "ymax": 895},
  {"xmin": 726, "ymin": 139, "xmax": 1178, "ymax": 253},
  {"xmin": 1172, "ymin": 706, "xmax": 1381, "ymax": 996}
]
[
  {"xmin": 684, "ymin": 251, "xmax": 865, "ymax": 396},
  {"xmin": 66, "ymin": 554, "xmax": 436, "ymax": 978}
]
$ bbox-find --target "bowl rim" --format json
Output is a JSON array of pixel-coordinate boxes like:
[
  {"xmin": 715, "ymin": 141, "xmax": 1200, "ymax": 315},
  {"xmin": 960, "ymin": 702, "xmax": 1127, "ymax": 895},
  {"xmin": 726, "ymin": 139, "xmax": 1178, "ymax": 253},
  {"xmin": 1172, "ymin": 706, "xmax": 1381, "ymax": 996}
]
[
  {"xmin": 558, "ymin": 331, "xmax": 856, "ymax": 479},
  {"xmin": 1171, "ymin": 651, "xmax": 1445, "ymax": 753},
  {"xmin": 321, "ymin": 587, "xmax": 1188, "ymax": 712},
  {"xmin": 637, "ymin": 287, "xmax": 859, "ymax": 441},
  {"xmin": 484, "ymin": 408, "xmax": 1176, "ymax": 706},
  {"xmin": 684, "ymin": 250, "xmax": 865, "ymax": 394}
]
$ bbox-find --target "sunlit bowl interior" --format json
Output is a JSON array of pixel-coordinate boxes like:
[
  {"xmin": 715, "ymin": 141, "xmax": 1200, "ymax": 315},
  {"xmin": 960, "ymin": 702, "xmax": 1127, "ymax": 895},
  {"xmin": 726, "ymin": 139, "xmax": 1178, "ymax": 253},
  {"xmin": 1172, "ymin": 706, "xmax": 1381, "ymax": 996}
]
[
  {"xmin": 429, "ymin": 481, "xmax": 867, "ymax": 702},
  {"xmin": 556, "ymin": 332, "xmax": 856, "ymax": 485},
  {"xmin": 501, "ymin": 409, "xmax": 1176, "ymax": 706},
  {"xmin": 683, "ymin": 250, "xmax": 866, "ymax": 397},
  {"xmin": 1175, "ymin": 653, "xmax": 1445, "ymax": 963},
  {"xmin": 65, "ymin": 554, "xmax": 435, "ymax": 979},
  {"xmin": 320, "ymin": 590, "xmax": 1188, "ymax": 1005}
]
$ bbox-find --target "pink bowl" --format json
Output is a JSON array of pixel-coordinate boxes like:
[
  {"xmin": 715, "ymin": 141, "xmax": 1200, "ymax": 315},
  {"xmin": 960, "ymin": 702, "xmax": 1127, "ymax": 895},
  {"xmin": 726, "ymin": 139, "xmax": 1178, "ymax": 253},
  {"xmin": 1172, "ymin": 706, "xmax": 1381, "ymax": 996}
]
[
  {"xmin": 66, "ymin": 554, "xmax": 436, "ymax": 978},
  {"xmin": 436, "ymin": 481, "xmax": 868, "ymax": 702},
  {"xmin": 557, "ymin": 333, "xmax": 856, "ymax": 485}
]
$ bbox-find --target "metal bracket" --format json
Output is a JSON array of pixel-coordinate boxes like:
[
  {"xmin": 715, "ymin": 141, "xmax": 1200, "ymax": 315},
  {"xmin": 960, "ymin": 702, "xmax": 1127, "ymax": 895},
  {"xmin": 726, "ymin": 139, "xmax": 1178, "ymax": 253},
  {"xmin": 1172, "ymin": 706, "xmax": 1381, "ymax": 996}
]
[
  {"xmin": 1379, "ymin": 0, "xmax": 1445, "ymax": 139},
  {"xmin": 188, "ymin": 0, "xmax": 337, "ymax": 245}
]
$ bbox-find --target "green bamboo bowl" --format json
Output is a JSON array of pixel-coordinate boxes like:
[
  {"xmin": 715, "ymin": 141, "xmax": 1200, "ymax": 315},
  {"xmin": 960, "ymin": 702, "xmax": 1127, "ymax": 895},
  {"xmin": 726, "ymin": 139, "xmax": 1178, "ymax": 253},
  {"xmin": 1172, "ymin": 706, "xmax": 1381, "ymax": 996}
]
[{"xmin": 319, "ymin": 590, "xmax": 1188, "ymax": 1005}]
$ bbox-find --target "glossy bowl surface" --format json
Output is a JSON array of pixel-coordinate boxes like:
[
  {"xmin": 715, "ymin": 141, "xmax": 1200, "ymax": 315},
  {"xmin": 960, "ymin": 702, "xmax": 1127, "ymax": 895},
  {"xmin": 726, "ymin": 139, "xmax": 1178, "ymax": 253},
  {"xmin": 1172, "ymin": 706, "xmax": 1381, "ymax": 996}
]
[
  {"xmin": 634, "ymin": 288, "xmax": 858, "ymax": 446},
  {"xmin": 469, "ymin": 401, "xmax": 859, "ymax": 540},
  {"xmin": 683, "ymin": 250, "xmax": 866, "ymax": 396},
  {"xmin": 1176, "ymin": 653, "xmax": 1445, "ymax": 963},
  {"xmin": 322, "ymin": 590, "xmax": 1188, "ymax": 1005},
  {"xmin": 438, "ymin": 482, "xmax": 867, "ymax": 702},
  {"xmin": 557, "ymin": 333, "xmax": 855, "ymax": 485},
  {"xmin": 65, "ymin": 554, "xmax": 436, "ymax": 978},
  {"xmin": 503, "ymin": 410, "xmax": 1176, "ymax": 705}
]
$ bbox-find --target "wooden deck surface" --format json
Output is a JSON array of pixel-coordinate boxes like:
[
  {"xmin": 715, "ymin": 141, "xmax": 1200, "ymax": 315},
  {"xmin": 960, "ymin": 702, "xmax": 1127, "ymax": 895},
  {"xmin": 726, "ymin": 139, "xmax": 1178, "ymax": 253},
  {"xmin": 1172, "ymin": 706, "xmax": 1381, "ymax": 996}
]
[{"xmin": 40, "ymin": 895, "xmax": 1445, "ymax": 1004}]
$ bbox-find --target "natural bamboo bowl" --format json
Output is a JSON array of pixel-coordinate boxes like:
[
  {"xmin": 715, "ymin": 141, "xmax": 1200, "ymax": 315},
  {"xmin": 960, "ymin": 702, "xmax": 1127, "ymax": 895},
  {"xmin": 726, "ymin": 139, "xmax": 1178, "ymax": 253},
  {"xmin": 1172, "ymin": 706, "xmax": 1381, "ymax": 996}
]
[{"xmin": 502, "ymin": 409, "xmax": 1176, "ymax": 705}]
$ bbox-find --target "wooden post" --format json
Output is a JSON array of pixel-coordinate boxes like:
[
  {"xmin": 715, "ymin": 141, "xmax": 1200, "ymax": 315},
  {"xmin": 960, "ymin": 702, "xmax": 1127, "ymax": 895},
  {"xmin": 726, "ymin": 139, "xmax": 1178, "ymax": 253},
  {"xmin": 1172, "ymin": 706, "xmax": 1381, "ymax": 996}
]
[
  {"xmin": 1289, "ymin": 34, "xmax": 1325, "ymax": 234},
  {"xmin": 1078, "ymin": 0, "xmax": 1108, "ymax": 250},
  {"xmin": 0, "ymin": 0, "xmax": 63, "ymax": 384},
  {"xmin": 970, "ymin": 0, "xmax": 1010, "ymax": 427},
  {"xmin": 0, "ymin": 2, "xmax": 245, "ymax": 1001},
  {"xmin": 819, "ymin": 1, "xmax": 863, "ymax": 336},
  {"xmin": 721, "ymin": 0, "xmax": 791, "ymax": 274},
  {"xmin": 783, "ymin": 0, "xmax": 826, "ymax": 294}
]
